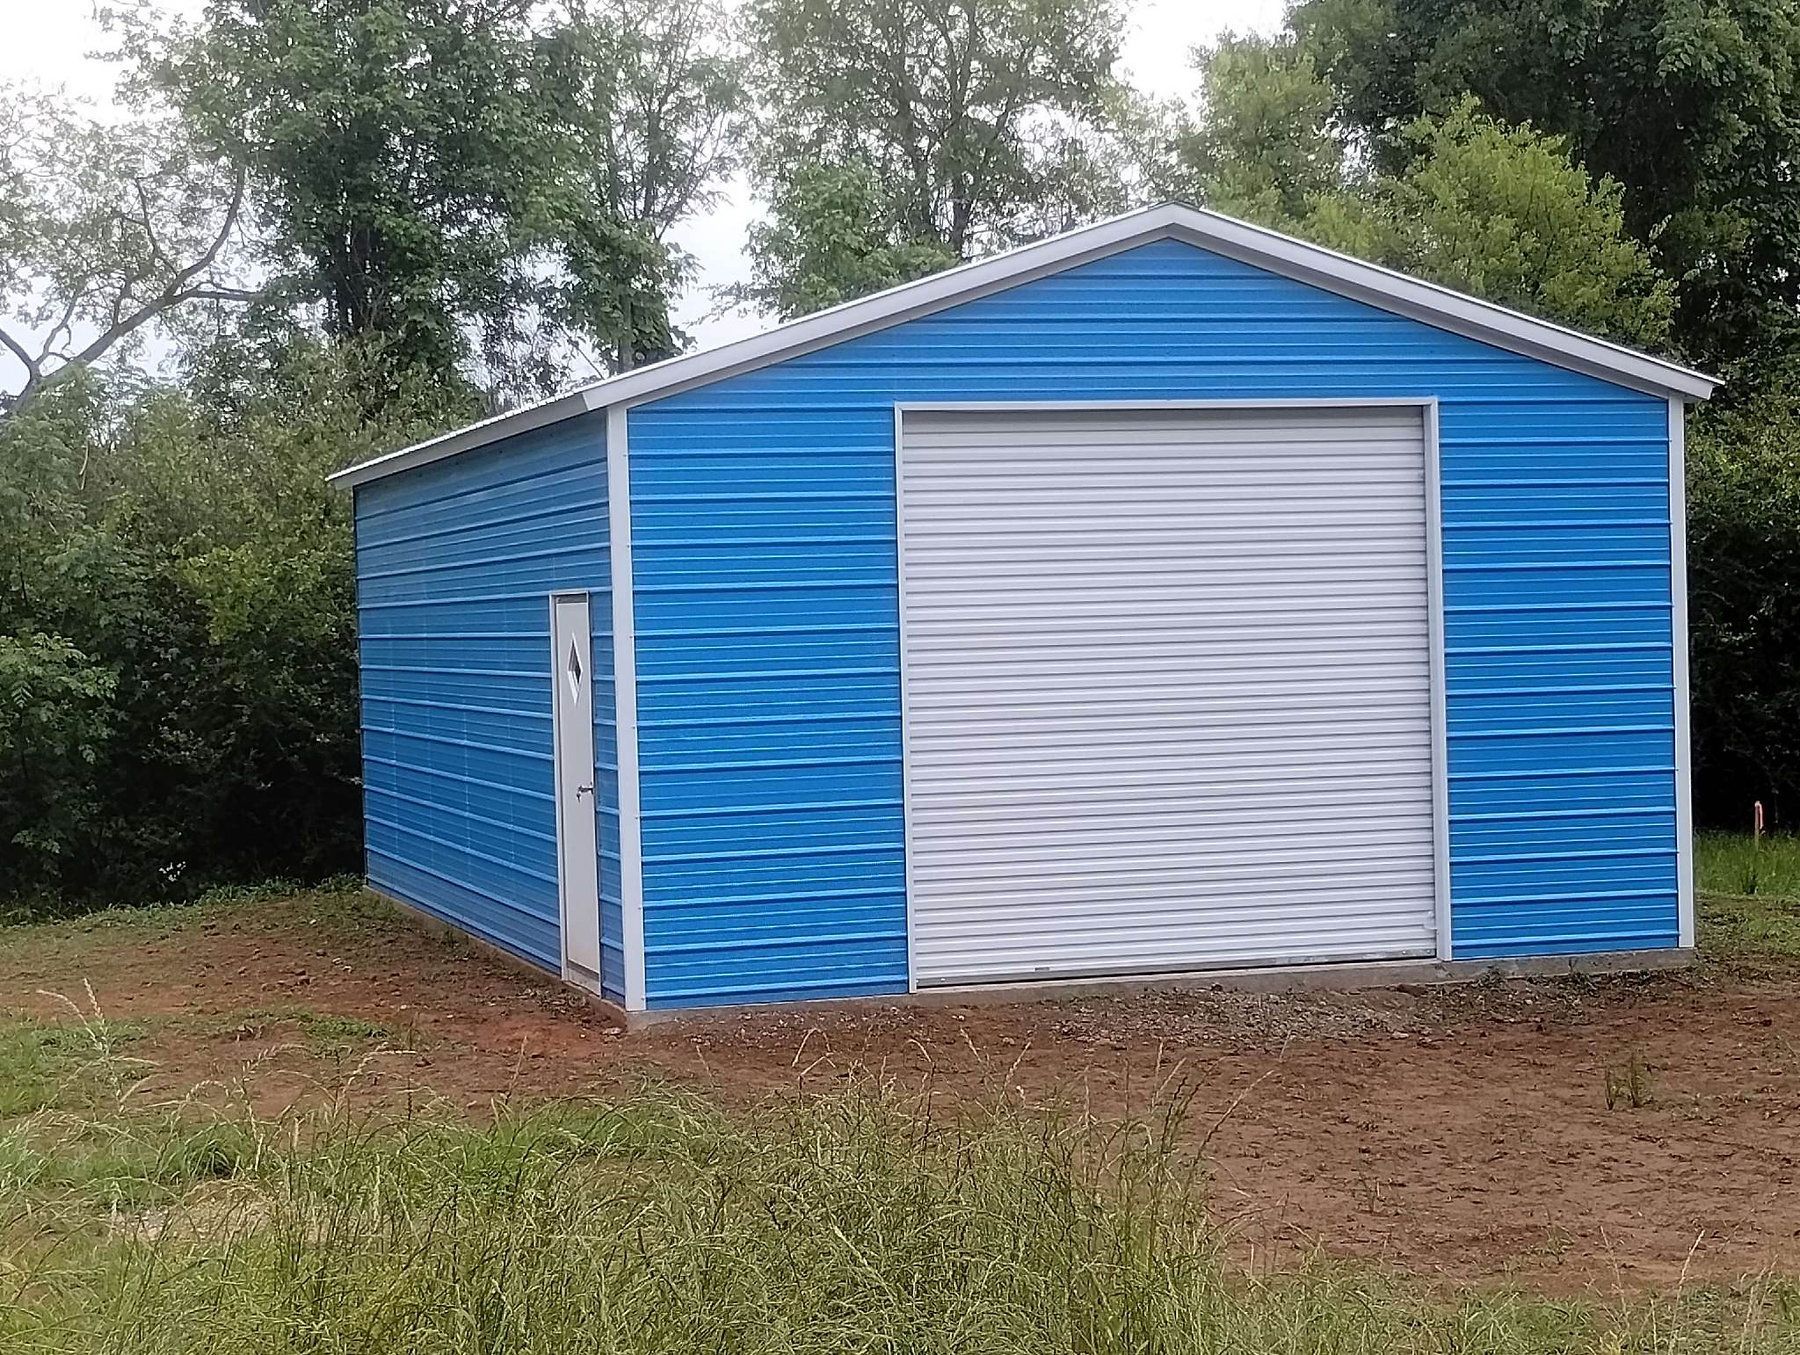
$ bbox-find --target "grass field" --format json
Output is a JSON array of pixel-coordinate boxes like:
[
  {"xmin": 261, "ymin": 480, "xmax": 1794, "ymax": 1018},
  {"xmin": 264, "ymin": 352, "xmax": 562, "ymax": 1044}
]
[
  {"xmin": 0, "ymin": 849, "xmax": 1797, "ymax": 1351},
  {"xmin": 0, "ymin": 1047, "xmax": 1795, "ymax": 1353},
  {"xmin": 1697, "ymin": 832, "xmax": 1800, "ymax": 957},
  {"xmin": 1698, "ymin": 831, "xmax": 1800, "ymax": 897}
]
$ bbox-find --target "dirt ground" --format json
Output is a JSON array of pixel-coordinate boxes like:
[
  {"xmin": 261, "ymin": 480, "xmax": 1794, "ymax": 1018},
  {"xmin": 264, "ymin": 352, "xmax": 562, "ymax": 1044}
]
[{"xmin": 4, "ymin": 892, "xmax": 1798, "ymax": 1295}]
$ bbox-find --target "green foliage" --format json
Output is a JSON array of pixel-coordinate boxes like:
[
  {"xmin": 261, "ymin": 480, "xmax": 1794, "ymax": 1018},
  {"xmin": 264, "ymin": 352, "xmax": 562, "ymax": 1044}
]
[
  {"xmin": 148, "ymin": 0, "xmax": 553, "ymax": 389},
  {"xmin": 1688, "ymin": 384, "xmax": 1800, "ymax": 821},
  {"xmin": 0, "ymin": 345, "xmax": 465, "ymax": 907},
  {"xmin": 1168, "ymin": 35, "xmax": 1345, "ymax": 224},
  {"xmin": 1290, "ymin": 0, "xmax": 1800, "ymax": 373},
  {"xmin": 1167, "ymin": 42, "xmax": 1674, "ymax": 349},
  {"xmin": 137, "ymin": 0, "xmax": 740, "ymax": 398},
  {"xmin": 745, "ymin": 162, "xmax": 961, "ymax": 316},
  {"xmin": 0, "ymin": 634, "xmax": 116, "ymax": 892},
  {"xmin": 541, "ymin": 0, "xmax": 744, "ymax": 370},
  {"xmin": 739, "ymin": 0, "xmax": 1130, "ymax": 316},
  {"xmin": 1354, "ymin": 100, "xmax": 1675, "ymax": 350}
]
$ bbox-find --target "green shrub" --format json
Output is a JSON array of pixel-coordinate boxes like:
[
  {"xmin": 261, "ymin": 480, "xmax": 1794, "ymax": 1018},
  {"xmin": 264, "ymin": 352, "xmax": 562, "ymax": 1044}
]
[
  {"xmin": 0, "ymin": 344, "xmax": 470, "ymax": 909},
  {"xmin": 1689, "ymin": 382, "xmax": 1800, "ymax": 827}
]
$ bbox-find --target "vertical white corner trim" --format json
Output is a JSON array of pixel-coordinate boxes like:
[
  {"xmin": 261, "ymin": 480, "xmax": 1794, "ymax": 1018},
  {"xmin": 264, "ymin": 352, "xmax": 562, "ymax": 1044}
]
[
  {"xmin": 1422, "ymin": 400, "xmax": 1453, "ymax": 962},
  {"xmin": 1669, "ymin": 398, "xmax": 1696, "ymax": 949},
  {"xmin": 608, "ymin": 406, "xmax": 648, "ymax": 1010}
]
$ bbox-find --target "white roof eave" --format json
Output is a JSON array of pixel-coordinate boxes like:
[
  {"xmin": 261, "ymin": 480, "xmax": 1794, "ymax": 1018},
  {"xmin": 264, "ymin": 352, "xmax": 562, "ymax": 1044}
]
[{"xmin": 330, "ymin": 203, "xmax": 1718, "ymax": 489}]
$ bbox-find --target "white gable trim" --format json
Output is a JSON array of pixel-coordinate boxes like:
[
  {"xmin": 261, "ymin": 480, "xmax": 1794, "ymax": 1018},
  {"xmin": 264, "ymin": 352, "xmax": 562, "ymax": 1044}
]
[{"xmin": 330, "ymin": 202, "xmax": 1717, "ymax": 488}]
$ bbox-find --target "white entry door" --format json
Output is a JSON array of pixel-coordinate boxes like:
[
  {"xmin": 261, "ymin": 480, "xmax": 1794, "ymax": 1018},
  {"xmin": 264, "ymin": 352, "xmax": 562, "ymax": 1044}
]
[
  {"xmin": 551, "ymin": 592, "xmax": 601, "ymax": 987},
  {"xmin": 898, "ymin": 405, "xmax": 1440, "ymax": 985}
]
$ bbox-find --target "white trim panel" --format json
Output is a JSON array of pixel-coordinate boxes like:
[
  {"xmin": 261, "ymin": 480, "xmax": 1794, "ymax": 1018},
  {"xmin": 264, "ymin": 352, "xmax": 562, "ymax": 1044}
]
[
  {"xmin": 332, "ymin": 204, "xmax": 1716, "ymax": 488},
  {"xmin": 897, "ymin": 402, "xmax": 1443, "ymax": 986},
  {"xmin": 1670, "ymin": 398, "xmax": 1696, "ymax": 949},
  {"xmin": 1423, "ymin": 400, "xmax": 1453, "ymax": 960},
  {"xmin": 607, "ymin": 406, "xmax": 648, "ymax": 1011}
]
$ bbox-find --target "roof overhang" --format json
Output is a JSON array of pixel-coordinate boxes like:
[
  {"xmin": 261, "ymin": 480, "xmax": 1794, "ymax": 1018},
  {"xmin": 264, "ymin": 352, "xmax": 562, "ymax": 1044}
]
[{"xmin": 331, "ymin": 202, "xmax": 1718, "ymax": 490}]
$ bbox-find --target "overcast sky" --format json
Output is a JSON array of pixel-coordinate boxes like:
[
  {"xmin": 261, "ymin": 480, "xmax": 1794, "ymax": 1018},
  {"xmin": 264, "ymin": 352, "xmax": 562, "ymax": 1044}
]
[{"xmin": 1, "ymin": 0, "xmax": 1285, "ymax": 370}]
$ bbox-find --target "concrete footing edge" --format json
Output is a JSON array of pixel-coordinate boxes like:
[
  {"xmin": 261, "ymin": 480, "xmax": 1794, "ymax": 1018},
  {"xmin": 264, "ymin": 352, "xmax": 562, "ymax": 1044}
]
[
  {"xmin": 367, "ymin": 883, "xmax": 1695, "ymax": 1032},
  {"xmin": 621, "ymin": 946, "xmax": 1699, "ymax": 1030}
]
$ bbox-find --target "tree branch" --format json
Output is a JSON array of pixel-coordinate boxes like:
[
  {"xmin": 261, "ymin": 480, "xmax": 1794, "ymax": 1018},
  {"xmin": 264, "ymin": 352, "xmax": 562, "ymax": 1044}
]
[
  {"xmin": 0, "ymin": 324, "xmax": 43, "ymax": 391},
  {"xmin": 176, "ymin": 285, "xmax": 264, "ymax": 304},
  {"xmin": 132, "ymin": 176, "xmax": 174, "ymax": 274},
  {"xmin": 158, "ymin": 165, "xmax": 248, "ymax": 304},
  {"xmin": 39, "ymin": 287, "xmax": 87, "ymax": 367},
  {"xmin": 5, "ymin": 164, "xmax": 253, "ymax": 414}
]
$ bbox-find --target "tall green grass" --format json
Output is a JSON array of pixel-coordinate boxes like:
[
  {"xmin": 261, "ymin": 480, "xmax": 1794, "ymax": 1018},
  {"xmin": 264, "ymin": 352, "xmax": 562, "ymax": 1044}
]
[
  {"xmin": 1697, "ymin": 833, "xmax": 1800, "ymax": 958},
  {"xmin": 1, "ymin": 1083, "xmax": 1795, "ymax": 1353},
  {"xmin": 1698, "ymin": 832, "xmax": 1800, "ymax": 900}
]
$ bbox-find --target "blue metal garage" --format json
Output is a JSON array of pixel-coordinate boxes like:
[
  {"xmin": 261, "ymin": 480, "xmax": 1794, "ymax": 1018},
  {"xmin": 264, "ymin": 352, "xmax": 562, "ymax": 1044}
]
[{"xmin": 331, "ymin": 203, "xmax": 1717, "ymax": 1016}]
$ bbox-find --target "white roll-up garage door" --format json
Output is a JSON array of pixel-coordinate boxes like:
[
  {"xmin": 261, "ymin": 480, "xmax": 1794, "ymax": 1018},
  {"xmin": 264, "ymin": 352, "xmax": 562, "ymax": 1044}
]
[{"xmin": 899, "ymin": 404, "xmax": 1440, "ymax": 985}]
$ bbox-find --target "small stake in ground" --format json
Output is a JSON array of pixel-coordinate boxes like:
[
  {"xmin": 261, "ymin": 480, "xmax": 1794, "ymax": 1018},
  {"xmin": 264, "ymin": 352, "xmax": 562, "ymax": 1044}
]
[{"xmin": 1750, "ymin": 800, "xmax": 1766, "ymax": 895}]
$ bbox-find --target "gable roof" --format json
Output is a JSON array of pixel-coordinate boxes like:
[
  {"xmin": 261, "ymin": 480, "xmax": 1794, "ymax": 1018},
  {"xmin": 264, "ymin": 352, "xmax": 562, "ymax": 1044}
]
[{"xmin": 331, "ymin": 202, "xmax": 1718, "ymax": 489}]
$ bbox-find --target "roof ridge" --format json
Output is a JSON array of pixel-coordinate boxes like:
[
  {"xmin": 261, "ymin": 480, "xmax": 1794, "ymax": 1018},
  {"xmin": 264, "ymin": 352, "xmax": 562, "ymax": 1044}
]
[{"xmin": 332, "ymin": 202, "xmax": 1715, "ymax": 489}]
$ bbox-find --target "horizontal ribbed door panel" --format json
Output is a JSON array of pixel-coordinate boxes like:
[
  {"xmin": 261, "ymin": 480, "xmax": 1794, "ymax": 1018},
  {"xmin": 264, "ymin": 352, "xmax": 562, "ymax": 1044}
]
[{"xmin": 899, "ymin": 406, "xmax": 1438, "ymax": 984}]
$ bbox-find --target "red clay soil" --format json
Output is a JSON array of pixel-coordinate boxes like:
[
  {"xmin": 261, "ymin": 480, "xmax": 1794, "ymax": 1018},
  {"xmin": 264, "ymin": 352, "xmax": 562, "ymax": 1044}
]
[{"xmin": 4, "ymin": 893, "xmax": 1798, "ymax": 1294}]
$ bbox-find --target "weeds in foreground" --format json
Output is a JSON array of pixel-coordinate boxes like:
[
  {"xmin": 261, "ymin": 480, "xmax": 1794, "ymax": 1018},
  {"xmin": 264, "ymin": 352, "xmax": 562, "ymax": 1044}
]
[
  {"xmin": 0, "ymin": 989, "xmax": 151, "ymax": 1118},
  {"xmin": 0, "ymin": 1066, "xmax": 1794, "ymax": 1354},
  {"xmin": 212, "ymin": 1007, "xmax": 393, "ymax": 1054},
  {"xmin": 1604, "ymin": 1053, "xmax": 1655, "ymax": 1110}
]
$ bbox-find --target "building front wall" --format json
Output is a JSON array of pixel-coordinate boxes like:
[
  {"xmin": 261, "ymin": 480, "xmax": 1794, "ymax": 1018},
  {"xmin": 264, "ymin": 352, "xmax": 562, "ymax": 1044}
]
[
  {"xmin": 355, "ymin": 413, "xmax": 625, "ymax": 1001},
  {"xmin": 624, "ymin": 238, "xmax": 1680, "ymax": 1010}
]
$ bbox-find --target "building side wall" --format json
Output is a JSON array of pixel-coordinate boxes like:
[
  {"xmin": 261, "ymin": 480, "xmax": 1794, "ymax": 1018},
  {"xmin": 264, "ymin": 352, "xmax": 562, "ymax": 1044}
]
[
  {"xmin": 617, "ymin": 239, "xmax": 1679, "ymax": 1006},
  {"xmin": 354, "ymin": 413, "xmax": 620, "ymax": 995}
]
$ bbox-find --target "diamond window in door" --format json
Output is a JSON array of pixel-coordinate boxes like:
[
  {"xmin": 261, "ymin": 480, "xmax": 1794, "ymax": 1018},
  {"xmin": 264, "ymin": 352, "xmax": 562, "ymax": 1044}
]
[{"xmin": 566, "ymin": 640, "xmax": 583, "ymax": 704}]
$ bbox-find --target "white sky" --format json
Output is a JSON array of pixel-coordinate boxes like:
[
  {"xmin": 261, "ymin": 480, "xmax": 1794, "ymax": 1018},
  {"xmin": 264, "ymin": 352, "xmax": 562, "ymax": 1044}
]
[{"xmin": 0, "ymin": 0, "xmax": 1284, "ymax": 375}]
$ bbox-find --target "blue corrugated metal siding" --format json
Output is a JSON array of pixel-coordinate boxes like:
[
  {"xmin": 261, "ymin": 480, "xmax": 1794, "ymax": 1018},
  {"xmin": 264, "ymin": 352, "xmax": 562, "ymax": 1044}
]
[
  {"xmin": 355, "ymin": 414, "xmax": 620, "ymax": 996},
  {"xmin": 625, "ymin": 238, "xmax": 1679, "ymax": 1007}
]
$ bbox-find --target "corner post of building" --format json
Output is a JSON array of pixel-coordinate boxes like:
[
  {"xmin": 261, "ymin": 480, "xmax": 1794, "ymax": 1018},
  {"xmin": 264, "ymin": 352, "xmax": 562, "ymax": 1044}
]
[{"xmin": 607, "ymin": 404, "xmax": 649, "ymax": 1011}]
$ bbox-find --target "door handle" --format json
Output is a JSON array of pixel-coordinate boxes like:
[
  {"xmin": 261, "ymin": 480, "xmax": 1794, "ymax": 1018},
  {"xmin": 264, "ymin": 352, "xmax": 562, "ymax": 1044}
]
[{"xmin": 575, "ymin": 782, "xmax": 593, "ymax": 797}]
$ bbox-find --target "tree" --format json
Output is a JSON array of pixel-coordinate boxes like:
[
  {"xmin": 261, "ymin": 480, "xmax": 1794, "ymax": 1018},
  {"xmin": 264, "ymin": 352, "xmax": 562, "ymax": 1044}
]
[
  {"xmin": 1355, "ymin": 100, "xmax": 1674, "ymax": 350},
  {"xmin": 143, "ymin": 0, "xmax": 563, "ymax": 395},
  {"xmin": 0, "ymin": 631, "xmax": 116, "ymax": 892},
  {"xmin": 542, "ymin": 0, "xmax": 745, "ymax": 370},
  {"xmin": 1289, "ymin": 0, "xmax": 1800, "ymax": 372},
  {"xmin": 139, "ymin": 0, "xmax": 742, "ymax": 399},
  {"xmin": 1162, "ymin": 40, "xmax": 1674, "ymax": 351},
  {"xmin": 1688, "ymin": 384, "xmax": 1800, "ymax": 821},
  {"xmin": 743, "ymin": 161, "xmax": 960, "ymax": 317},
  {"xmin": 0, "ymin": 84, "xmax": 253, "ymax": 414},
  {"xmin": 739, "ymin": 0, "xmax": 1131, "ymax": 316},
  {"xmin": 1161, "ymin": 34, "xmax": 1345, "ymax": 225}
]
